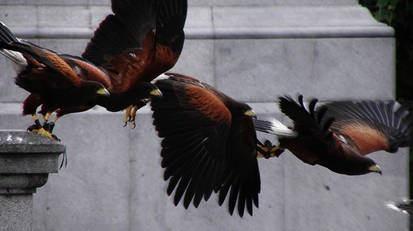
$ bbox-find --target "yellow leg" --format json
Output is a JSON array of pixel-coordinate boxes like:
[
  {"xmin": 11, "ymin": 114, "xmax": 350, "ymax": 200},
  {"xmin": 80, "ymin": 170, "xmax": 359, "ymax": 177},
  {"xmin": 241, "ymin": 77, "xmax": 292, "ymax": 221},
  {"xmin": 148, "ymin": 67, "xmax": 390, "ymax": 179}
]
[
  {"xmin": 124, "ymin": 105, "xmax": 133, "ymax": 127},
  {"xmin": 130, "ymin": 105, "xmax": 138, "ymax": 128},
  {"xmin": 44, "ymin": 112, "xmax": 51, "ymax": 122}
]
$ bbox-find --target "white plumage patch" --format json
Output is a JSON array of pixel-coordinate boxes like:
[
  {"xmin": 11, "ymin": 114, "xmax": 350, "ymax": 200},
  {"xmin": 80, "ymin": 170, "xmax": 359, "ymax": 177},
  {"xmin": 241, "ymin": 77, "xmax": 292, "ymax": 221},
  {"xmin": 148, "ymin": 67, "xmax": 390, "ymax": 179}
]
[
  {"xmin": 268, "ymin": 118, "xmax": 298, "ymax": 138},
  {"xmin": 153, "ymin": 73, "xmax": 169, "ymax": 82},
  {"xmin": 0, "ymin": 49, "xmax": 27, "ymax": 73}
]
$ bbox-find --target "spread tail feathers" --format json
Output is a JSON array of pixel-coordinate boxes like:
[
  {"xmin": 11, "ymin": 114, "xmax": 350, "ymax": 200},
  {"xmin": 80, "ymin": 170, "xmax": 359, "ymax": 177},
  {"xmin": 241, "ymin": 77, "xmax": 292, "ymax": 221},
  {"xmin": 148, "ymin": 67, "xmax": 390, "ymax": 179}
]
[{"xmin": 253, "ymin": 118, "xmax": 298, "ymax": 137}]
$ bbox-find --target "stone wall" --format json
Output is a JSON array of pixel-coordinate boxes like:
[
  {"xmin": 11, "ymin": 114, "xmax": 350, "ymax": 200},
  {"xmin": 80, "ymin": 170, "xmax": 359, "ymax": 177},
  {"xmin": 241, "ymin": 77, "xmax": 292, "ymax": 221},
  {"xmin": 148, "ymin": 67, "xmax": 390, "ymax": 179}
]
[{"xmin": 0, "ymin": 0, "xmax": 408, "ymax": 230}]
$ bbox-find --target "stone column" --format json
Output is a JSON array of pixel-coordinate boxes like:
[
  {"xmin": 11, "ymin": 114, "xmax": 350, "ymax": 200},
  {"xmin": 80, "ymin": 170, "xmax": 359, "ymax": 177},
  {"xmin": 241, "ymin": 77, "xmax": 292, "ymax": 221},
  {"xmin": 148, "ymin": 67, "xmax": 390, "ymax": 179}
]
[{"xmin": 0, "ymin": 130, "xmax": 65, "ymax": 231}]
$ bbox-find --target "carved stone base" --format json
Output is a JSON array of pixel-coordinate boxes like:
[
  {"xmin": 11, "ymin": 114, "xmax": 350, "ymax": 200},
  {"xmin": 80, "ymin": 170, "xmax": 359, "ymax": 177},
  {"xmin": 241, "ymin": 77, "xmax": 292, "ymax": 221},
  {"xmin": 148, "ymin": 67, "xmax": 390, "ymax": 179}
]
[{"xmin": 0, "ymin": 130, "xmax": 65, "ymax": 231}]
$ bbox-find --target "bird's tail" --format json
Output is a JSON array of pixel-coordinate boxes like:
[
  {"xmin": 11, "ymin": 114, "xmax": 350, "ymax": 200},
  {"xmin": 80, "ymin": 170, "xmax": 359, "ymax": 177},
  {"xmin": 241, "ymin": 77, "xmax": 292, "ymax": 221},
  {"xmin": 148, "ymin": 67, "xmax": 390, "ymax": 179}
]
[
  {"xmin": 253, "ymin": 118, "xmax": 298, "ymax": 138},
  {"xmin": 0, "ymin": 21, "xmax": 27, "ymax": 70},
  {"xmin": 278, "ymin": 95, "xmax": 335, "ymax": 138}
]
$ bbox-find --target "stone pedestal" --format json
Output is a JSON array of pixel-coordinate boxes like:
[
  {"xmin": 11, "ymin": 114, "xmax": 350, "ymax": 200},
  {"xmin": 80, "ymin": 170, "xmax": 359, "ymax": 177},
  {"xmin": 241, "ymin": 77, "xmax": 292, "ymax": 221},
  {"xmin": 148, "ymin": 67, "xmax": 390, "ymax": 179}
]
[{"xmin": 0, "ymin": 130, "xmax": 65, "ymax": 231}]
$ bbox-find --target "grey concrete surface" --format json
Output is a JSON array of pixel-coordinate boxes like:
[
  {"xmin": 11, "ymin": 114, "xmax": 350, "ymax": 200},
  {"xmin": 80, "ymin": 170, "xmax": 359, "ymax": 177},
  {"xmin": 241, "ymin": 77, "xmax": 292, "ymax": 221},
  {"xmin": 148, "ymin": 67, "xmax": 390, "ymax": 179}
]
[
  {"xmin": 0, "ymin": 130, "xmax": 65, "ymax": 174},
  {"xmin": 0, "ymin": 130, "xmax": 65, "ymax": 231},
  {"xmin": 0, "ymin": 195, "xmax": 32, "ymax": 231},
  {"xmin": 215, "ymin": 38, "xmax": 395, "ymax": 101},
  {"xmin": 0, "ymin": 1, "xmax": 408, "ymax": 231}
]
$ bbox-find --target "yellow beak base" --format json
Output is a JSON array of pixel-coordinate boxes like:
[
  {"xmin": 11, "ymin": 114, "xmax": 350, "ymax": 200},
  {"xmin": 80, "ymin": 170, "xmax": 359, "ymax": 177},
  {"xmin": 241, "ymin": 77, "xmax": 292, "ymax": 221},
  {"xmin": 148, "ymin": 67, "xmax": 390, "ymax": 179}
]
[
  {"xmin": 150, "ymin": 89, "xmax": 163, "ymax": 97},
  {"xmin": 96, "ymin": 88, "xmax": 110, "ymax": 96}
]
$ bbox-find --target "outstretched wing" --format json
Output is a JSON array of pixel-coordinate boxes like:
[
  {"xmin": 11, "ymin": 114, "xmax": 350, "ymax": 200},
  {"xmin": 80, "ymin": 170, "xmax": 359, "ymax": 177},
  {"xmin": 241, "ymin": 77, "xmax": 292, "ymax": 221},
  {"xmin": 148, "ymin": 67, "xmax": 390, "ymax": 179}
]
[
  {"xmin": 151, "ymin": 76, "xmax": 231, "ymax": 212},
  {"xmin": 82, "ymin": 0, "xmax": 158, "ymax": 92},
  {"xmin": 318, "ymin": 100, "xmax": 413, "ymax": 155},
  {"xmin": 151, "ymin": 74, "xmax": 260, "ymax": 217},
  {"xmin": 83, "ymin": 0, "xmax": 187, "ymax": 92},
  {"xmin": 146, "ymin": 0, "xmax": 187, "ymax": 79}
]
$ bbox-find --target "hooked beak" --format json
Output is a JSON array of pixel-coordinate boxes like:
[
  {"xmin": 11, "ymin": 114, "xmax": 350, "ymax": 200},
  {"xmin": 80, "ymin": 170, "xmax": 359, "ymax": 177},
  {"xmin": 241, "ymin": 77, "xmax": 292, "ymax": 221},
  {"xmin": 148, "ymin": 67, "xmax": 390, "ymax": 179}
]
[
  {"xmin": 150, "ymin": 88, "xmax": 163, "ymax": 98},
  {"xmin": 96, "ymin": 87, "xmax": 110, "ymax": 97},
  {"xmin": 244, "ymin": 109, "xmax": 257, "ymax": 119},
  {"xmin": 368, "ymin": 164, "xmax": 382, "ymax": 175}
]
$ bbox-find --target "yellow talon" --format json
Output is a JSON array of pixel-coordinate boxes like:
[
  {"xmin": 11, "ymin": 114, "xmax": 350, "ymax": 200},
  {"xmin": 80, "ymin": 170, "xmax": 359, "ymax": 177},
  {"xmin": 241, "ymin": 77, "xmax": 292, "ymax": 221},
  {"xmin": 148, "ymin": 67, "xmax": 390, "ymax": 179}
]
[
  {"xmin": 270, "ymin": 145, "xmax": 281, "ymax": 153},
  {"xmin": 257, "ymin": 143, "xmax": 282, "ymax": 159}
]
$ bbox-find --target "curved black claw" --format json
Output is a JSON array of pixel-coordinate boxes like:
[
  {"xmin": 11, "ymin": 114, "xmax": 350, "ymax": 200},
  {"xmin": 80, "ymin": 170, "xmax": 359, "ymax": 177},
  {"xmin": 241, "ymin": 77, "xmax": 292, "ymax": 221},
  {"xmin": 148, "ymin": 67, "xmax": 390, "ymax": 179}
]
[{"xmin": 52, "ymin": 134, "xmax": 61, "ymax": 142}]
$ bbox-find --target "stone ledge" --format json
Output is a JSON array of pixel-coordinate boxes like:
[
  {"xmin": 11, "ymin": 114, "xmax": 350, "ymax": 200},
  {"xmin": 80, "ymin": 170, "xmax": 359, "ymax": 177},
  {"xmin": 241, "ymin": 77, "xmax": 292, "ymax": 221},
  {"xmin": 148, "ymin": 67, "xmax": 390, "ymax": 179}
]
[
  {"xmin": 0, "ymin": 0, "xmax": 359, "ymax": 6},
  {"xmin": 0, "ymin": 130, "xmax": 65, "ymax": 154},
  {"xmin": 0, "ymin": 5, "xmax": 392, "ymax": 39},
  {"xmin": 0, "ymin": 131, "xmax": 65, "ymax": 174},
  {"xmin": 10, "ymin": 26, "xmax": 393, "ymax": 40}
]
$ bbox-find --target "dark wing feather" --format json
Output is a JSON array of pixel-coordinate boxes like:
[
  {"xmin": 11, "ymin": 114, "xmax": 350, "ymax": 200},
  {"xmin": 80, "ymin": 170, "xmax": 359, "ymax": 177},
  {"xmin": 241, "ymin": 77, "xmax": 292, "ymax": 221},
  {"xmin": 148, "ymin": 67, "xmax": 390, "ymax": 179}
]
[
  {"xmin": 156, "ymin": 0, "xmax": 187, "ymax": 54},
  {"xmin": 168, "ymin": 73, "xmax": 261, "ymax": 216},
  {"xmin": 218, "ymin": 115, "xmax": 260, "ymax": 217},
  {"xmin": 135, "ymin": 0, "xmax": 187, "ymax": 82},
  {"xmin": 83, "ymin": 0, "xmax": 157, "ymax": 66},
  {"xmin": 318, "ymin": 100, "xmax": 413, "ymax": 155},
  {"xmin": 151, "ymin": 77, "xmax": 230, "ymax": 210},
  {"xmin": 83, "ymin": 15, "xmax": 145, "ymax": 67}
]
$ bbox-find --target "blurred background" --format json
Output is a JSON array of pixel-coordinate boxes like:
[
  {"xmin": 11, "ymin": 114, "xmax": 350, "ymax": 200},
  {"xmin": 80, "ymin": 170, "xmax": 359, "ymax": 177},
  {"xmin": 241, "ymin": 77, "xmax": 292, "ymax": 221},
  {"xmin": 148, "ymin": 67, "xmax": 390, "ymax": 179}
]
[{"xmin": 0, "ymin": 0, "xmax": 410, "ymax": 230}]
